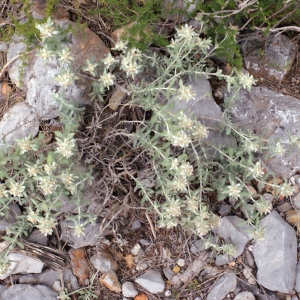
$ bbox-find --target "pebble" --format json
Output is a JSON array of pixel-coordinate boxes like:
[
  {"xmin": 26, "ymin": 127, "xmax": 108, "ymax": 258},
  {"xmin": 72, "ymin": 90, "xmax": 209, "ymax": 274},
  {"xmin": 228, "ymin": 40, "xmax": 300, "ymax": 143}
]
[
  {"xmin": 122, "ymin": 282, "xmax": 138, "ymax": 298},
  {"xmin": 135, "ymin": 269, "xmax": 165, "ymax": 293},
  {"xmin": 234, "ymin": 291, "xmax": 255, "ymax": 300},
  {"xmin": 207, "ymin": 273, "xmax": 237, "ymax": 300},
  {"xmin": 90, "ymin": 251, "xmax": 118, "ymax": 273},
  {"xmin": 99, "ymin": 270, "xmax": 122, "ymax": 293},
  {"xmin": 131, "ymin": 244, "xmax": 143, "ymax": 256},
  {"xmin": 131, "ymin": 219, "xmax": 142, "ymax": 230},
  {"xmin": 177, "ymin": 259, "xmax": 185, "ymax": 267}
]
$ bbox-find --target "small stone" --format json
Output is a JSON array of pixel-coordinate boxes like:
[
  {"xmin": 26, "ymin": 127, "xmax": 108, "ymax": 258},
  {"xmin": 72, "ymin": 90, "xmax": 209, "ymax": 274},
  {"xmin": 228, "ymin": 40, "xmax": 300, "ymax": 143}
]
[
  {"xmin": 131, "ymin": 243, "xmax": 143, "ymax": 256},
  {"xmin": 165, "ymin": 290, "xmax": 172, "ymax": 297},
  {"xmin": 215, "ymin": 255, "xmax": 234, "ymax": 266},
  {"xmin": 109, "ymin": 84, "xmax": 127, "ymax": 111},
  {"xmin": 177, "ymin": 259, "xmax": 185, "ymax": 267},
  {"xmin": 139, "ymin": 239, "xmax": 152, "ymax": 246},
  {"xmin": 173, "ymin": 265, "xmax": 180, "ymax": 273},
  {"xmin": 100, "ymin": 270, "xmax": 121, "ymax": 293},
  {"xmin": 0, "ymin": 284, "xmax": 57, "ymax": 300},
  {"xmin": 52, "ymin": 280, "xmax": 62, "ymax": 293},
  {"xmin": 18, "ymin": 274, "xmax": 38, "ymax": 284},
  {"xmin": 234, "ymin": 291, "xmax": 255, "ymax": 300},
  {"xmin": 207, "ymin": 273, "xmax": 237, "ymax": 300},
  {"xmin": 135, "ymin": 269, "xmax": 165, "ymax": 293},
  {"xmin": 131, "ymin": 219, "xmax": 142, "ymax": 230},
  {"xmin": 243, "ymin": 266, "xmax": 252, "ymax": 279},
  {"xmin": 29, "ymin": 228, "xmax": 48, "ymax": 245},
  {"xmin": 135, "ymin": 262, "xmax": 148, "ymax": 272},
  {"xmin": 247, "ymin": 277, "xmax": 256, "ymax": 285},
  {"xmin": 163, "ymin": 267, "xmax": 174, "ymax": 281},
  {"xmin": 134, "ymin": 294, "xmax": 148, "ymax": 300},
  {"xmin": 218, "ymin": 204, "xmax": 231, "ymax": 216},
  {"xmin": 122, "ymin": 282, "xmax": 138, "ymax": 298},
  {"xmin": 90, "ymin": 251, "xmax": 118, "ymax": 273}
]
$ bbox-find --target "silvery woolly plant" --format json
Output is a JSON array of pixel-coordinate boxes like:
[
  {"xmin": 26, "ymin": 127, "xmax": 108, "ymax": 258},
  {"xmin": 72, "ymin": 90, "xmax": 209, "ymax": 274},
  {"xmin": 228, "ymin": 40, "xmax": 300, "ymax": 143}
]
[
  {"xmin": 0, "ymin": 18, "xmax": 94, "ymax": 276},
  {"xmin": 81, "ymin": 16, "xmax": 295, "ymax": 247}
]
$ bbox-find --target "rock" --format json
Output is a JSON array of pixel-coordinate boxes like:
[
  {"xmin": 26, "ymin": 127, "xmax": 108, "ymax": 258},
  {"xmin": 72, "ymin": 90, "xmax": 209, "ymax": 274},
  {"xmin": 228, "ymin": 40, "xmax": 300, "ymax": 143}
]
[
  {"xmin": 131, "ymin": 243, "xmax": 143, "ymax": 256},
  {"xmin": 29, "ymin": 228, "xmax": 48, "ymax": 245},
  {"xmin": 227, "ymin": 85, "xmax": 300, "ymax": 178},
  {"xmin": 253, "ymin": 210, "xmax": 297, "ymax": 293},
  {"xmin": 122, "ymin": 282, "xmax": 138, "ymax": 298},
  {"xmin": 292, "ymin": 193, "xmax": 300, "ymax": 209},
  {"xmin": 0, "ymin": 203, "xmax": 21, "ymax": 232},
  {"xmin": 60, "ymin": 219, "xmax": 103, "ymax": 248},
  {"xmin": 139, "ymin": 239, "xmax": 152, "ymax": 246},
  {"xmin": 0, "ymin": 253, "xmax": 44, "ymax": 280},
  {"xmin": 245, "ymin": 249, "xmax": 255, "ymax": 268},
  {"xmin": 0, "ymin": 102, "xmax": 39, "ymax": 148},
  {"xmin": 218, "ymin": 204, "xmax": 231, "ymax": 216},
  {"xmin": 7, "ymin": 16, "xmax": 109, "ymax": 120},
  {"xmin": 0, "ymin": 285, "xmax": 7, "ymax": 295},
  {"xmin": 190, "ymin": 235, "xmax": 217, "ymax": 254},
  {"xmin": 215, "ymin": 254, "xmax": 234, "ymax": 266},
  {"xmin": 131, "ymin": 219, "xmax": 142, "ymax": 230},
  {"xmin": 171, "ymin": 252, "xmax": 209, "ymax": 287},
  {"xmin": 90, "ymin": 251, "xmax": 118, "ymax": 273},
  {"xmin": 162, "ymin": 0, "xmax": 198, "ymax": 23},
  {"xmin": 52, "ymin": 280, "xmax": 62, "ymax": 293},
  {"xmin": 217, "ymin": 216, "xmax": 253, "ymax": 258},
  {"xmin": 37, "ymin": 269, "xmax": 60, "ymax": 288},
  {"xmin": 207, "ymin": 273, "xmax": 237, "ymax": 300},
  {"xmin": 109, "ymin": 84, "xmax": 127, "ymax": 111},
  {"xmin": 294, "ymin": 262, "xmax": 300, "ymax": 292},
  {"xmin": 18, "ymin": 274, "xmax": 38, "ymax": 284},
  {"xmin": 135, "ymin": 269, "xmax": 165, "ymax": 293},
  {"xmin": 0, "ymin": 284, "xmax": 57, "ymax": 300},
  {"xmin": 177, "ymin": 259, "xmax": 185, "ymax": 267},
  {"xmin": 163, "ymin": 267, "xmax": 174, "ymax": 281},
  {"xmin": 100, "ymin": 270, "xmax": 121, "ymax": 293},
  {"xmin": 241, "ymin": 33, "xmax": 298, "ymax": 82},
  {"xmin": 234, "ymin": 291, "xmax": 255, "ymax": 300},
  {"xmin": 69, "ymin": 248, "xmax": 89, "ymax": 286},
  {"xmin": 0, "ymin": 41, "xmax": 8, "ymax": 52},
  {"xmin": 63, "ymin": 268, "xmax": 79, "ymax": 291},
  {"xmin": 135, "ymin": 262, "xmax": 148, "ymax": 272}
]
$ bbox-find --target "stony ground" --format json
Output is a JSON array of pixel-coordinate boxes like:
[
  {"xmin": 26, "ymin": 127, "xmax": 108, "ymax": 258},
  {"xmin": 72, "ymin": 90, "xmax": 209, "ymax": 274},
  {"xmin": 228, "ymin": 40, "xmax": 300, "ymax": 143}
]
[{"xmin": 2, "ymin": 1, "xmax": 300, "ymax": 300}]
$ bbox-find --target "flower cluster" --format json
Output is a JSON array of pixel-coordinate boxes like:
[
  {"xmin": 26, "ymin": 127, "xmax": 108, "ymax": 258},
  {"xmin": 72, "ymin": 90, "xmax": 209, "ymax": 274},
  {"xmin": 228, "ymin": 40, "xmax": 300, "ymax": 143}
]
[
  {"xmin": 9, "ymin": 181, "xmax": 25, "ymax": 197},
  {"xmin": 227, "ymin": 182, "xmax": 242, "ymax": 199},
  {"xmin": 103, "ymin": 53, "xmax": 117, "ymax": 69},
  {"xmin": 99, "ymin": 71, "xmax": 116, "ymax": 89},
  {"xmin": 280, "ymin": 182, "xmax": 294, "ymax": 197},
  {"xmin": 56, "ymin": 70, "xmax": 78, "ymax": 87},
  {"xmin": 35, "ymin": 17, "xmax": 59, "ymax": 41},
  {"xmin": 273, "ymin": 142, "xmax": 285, "ymax": 156},
  {"xmin": 83, "ymin": 59, "xmax": 97, "ymax": 76},
  {"xmin": 0, "ymin": 184, "xmax": 8, "ymax": 198},
  {"xmin": 17, "ymin": 136, "xmax": 36, "ymax": 154},
  {"xmin": 120, "ymin": 48, "xmax": 141, "ymax": 79},
  {"xmin": 36, "ymin": 216, "xmax": 56, "ymax": 236},
  {"xmin": 39, "ymin": 177, "xmax": 57, "ymax": 195},
  {"xmin": 249, "ymin": 161, "xmax": 264, "ymax": 178},
  {"xmin": 238, "ymin": 71, "xmax": 256, "ymax": 91},
  {"xmin": 167, "ymin": 131, "xmax": 191, "ymax": 148},
  {"xmin": 178, "ymin": 85, "xmax": 196, "ymax": 101},
  {"xmin": 176, "ymin": 24, "xmax": 197, "ymax": 42},
  {"xmin": 56, "ymin": 137, "xmax": 76, "ymax": 158}
]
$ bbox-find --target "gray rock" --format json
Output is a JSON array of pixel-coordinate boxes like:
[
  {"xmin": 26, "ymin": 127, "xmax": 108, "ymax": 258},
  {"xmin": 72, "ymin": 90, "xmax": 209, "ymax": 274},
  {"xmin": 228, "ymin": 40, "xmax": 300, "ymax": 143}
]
[
  {"xmin": 253, "ymin": 210, "xmax": 297, "ymax": 293},
  {"xmin": 29, "ymin": 228, "xmax": 48, "ymax": 245},
  {"xmin": 215, "ymin": 254, "xmax": 234, "ymax": 266},
  {"xmin": 234, "ymin": 291, "xmax": 255, "ymax": 300},
  {"xmin": 292, "ymin": 192, "xmax": 300, "ymax": 209},
  {"xmin": 190, "ymin": 235, "xmax": 217, "ymax": 254},
  {"xmin": 0, "ymin": 203, "xmax": 21, "ymax": 232},
  {"xmin": 162, "ymin": 0, "xmax": 198, "ymax": 22},
  {"xmin": 293, "ymin": 262, "xmax": 300, "ymax": 292},
  {"xmin": 90, "ymin": 251, "xmax": 118, "ymax": 273},
  {"xmin": 217, "ymin": 216, "xmax": 253, "ymax": 258},
  {"xmin": 0, "ymin": 41, "xmax": 8, "ymax": 52},
  {"xmin": 218, "ymin": 204, "xmax": 231, "ymax": 216},
  {"xmin": 7, "ymin": 19, "xmax": 109, "ymax": 120},
  {"xmin": 63, "ymin": 268, "xmax": 79, "ymax": 291},
  {"xmin": 207, "ymin": 273, "xmax": 237, "ymax": 300},
  {"xmin": 60, "ymin": 219, "xmax": 102, "ymax": 248},
  {"xmin": 0, "ymin": 284, "xmax": 57, "ymax": 300},
  {"xmin": 139, "ymin": 239, "xmax": 152, "ymax": 246},
  {"xmin": 122, "ymin": 282, "xmax": 138, "ymax": 298},
  {"xmin": 135, "ymin": 269, "xmax": 165, "ymax": 293},
  {"xmin": 163, "ymin": 267, "xmax": 174, "ymax": 281},
  {"xmin": 131, "ymin": 219, "xmax": 142, "ymax": 230},
  {"xmin": 0, "ymin": 253, "xmax": 44, "ymax": 280},
  {"xmin": 18, "ymin": 274, "xmax": 39, "ymax": 284},
  {"xmin": 228, "ymin": 85, "xmax": 300, "ymax": 178},
  {"xmin": 242, "ymin": 33, "xmax": 298, "ymax": 82},
  {"xmin": 37, "ymin": 269, "xmax": 60, "ymax": 288},
  {"xmin": 52, "ymin": 280, "xmax": 62, "ymax": 293},
  {"xmin": 0, "ymin": 102, "xmax": 39, "ymax": 148}
]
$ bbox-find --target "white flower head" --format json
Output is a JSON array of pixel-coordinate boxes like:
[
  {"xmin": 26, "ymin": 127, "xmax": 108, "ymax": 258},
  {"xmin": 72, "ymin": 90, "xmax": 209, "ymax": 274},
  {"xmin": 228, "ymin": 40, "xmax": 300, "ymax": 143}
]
[
  {"xmin": 59, "ymin": 48, "xmax": 73, "ymax": 64},
  {"xmin": 186, "ymin": 196, "xmax": 198, "ymax": 213},
  {"xmin": 73, "ymin": 223, "xmax": 85, "ymax": 237},
  {"xmin": 227, "ymin": 183, "xmax": 242, "ymax": 199},
  {"xmin": 18, "ymin": 136, "xmax": 34, "ymax": 154},
  {"xmin": 56, "ymin": 137, "xmax": 76, "ymax": 159},
  {"xmin": 280, "ymin": 182, "xmax": 294, "ymax": 198},
  {"xmin": 121, "ymin": 59, "xmax": 140, "ymax": 79},
  {"xmin": 27, "ymin": 208, "xmax": 40, "ymax": 224},
  {"xmin": 238, "ymin": 71, "xmax": 256, "ymax": 91},
  {"xmin": 56, "ymin": 70, "xmax": 78, "ymax": 87},
  {"xmin": 38, "ymin": 47, "xmax": 54, "ymax": 61},
  {"xmin": 99, "ymin": 71, "xmax": 115, "ymax": 89},
  {"xmin": 43, "ymin": 162, "xmax": 56, "ymax": 175},
  {"xmin": 244, "ymin": 139, "xmax": 259, "ymax": 152},
  {"xmin": 113, "ymin": 40, "xmax": 128, "ymax": 52},
  {"xmin": 128, "ymin": 48, "xmax": 142, "ymax": 59},
  {"xmin": 35, "ymin": 17, "xmax": 59, "ymax": 40},
  {"xmin": 179, "ymin": 162, "xmax": 193, "ymax": 178},
  {"xmin": 9, "ymin": 182, "xmax": 25, "ymax": 197},
  {"xmin": 168, "ymin": 176, "xmax": 188, "ymax": 192},
  {"xmin": 169, "ymin": 131, "xmax": 191, "ymax": 148},
  {"xmin": 39, "ymin": 177, "xmax": 57, "ymax": 195},
  {"xmin": 273, "ymin": 142, "xmax": 285, "ymax": 156},
  {"xmin": 167, "ymin": 198, "xmax": 182, "ymax": 217},
  {"xmin": 178, "ymin": 85, "xmax": 196, "ymax": 101},
  {"xmin": 193, "ymin": 122, "xmax": 209, "ymax": 140},
  {"xmin": 103, "ymin": 53, "xmax": 116, "ymax": 69},
  {"xmin": 176, "ymin": 24, "xmax": 197, "ymax": 41},
  {"xmin": 170, "ymin": 158, "xmax": 180, "ymax": 171},
  {"xmin": 178, "ymin": 112, "xmax": 194, "ymax": 130},
  {"xmin": 0, "ymin": 184, "xmax": 8, "ymax": 198},
  {"xmin": 61, "ymin": 173, "xmax": 74, "ymax": 186},
  {"xmin": 26, "ymin": 164, "xmax": 40, "ymax": 177},
  {"xmin": 83, "ymin": 59, "xmax": 97, "ymax": 76},
  {"xmin": 37, "ymin": 216, "xmax": 56, "ymax": 236},
  {"xmin": 249, "ymin": 161, "xmax": 265, "ymax": 178}
]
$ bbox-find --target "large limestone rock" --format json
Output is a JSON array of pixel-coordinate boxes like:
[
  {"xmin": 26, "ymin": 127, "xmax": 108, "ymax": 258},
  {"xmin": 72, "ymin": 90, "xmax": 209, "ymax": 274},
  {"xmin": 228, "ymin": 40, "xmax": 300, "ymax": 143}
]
[
  {"xmin": 241, "ymin": 33, "xmax": 298, "ymax": 82},
  {"xmin": 228, "ymin": 85, "xmax": 300, "ymax": 178},
  {"xmin": 7, "ymin": 13, "xmax": 109, "ymax": 120},
  {"xmin": 253, "ymin": 210, "xmax": 297, "ymax": 293}
]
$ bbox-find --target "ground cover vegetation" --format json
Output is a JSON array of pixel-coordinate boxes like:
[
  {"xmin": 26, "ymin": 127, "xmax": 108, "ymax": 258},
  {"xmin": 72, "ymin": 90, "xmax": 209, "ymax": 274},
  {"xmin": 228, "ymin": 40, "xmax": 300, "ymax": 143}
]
[{"xmin": 1, "ymin": 0, "xmax": 300, "ymax": 298}]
